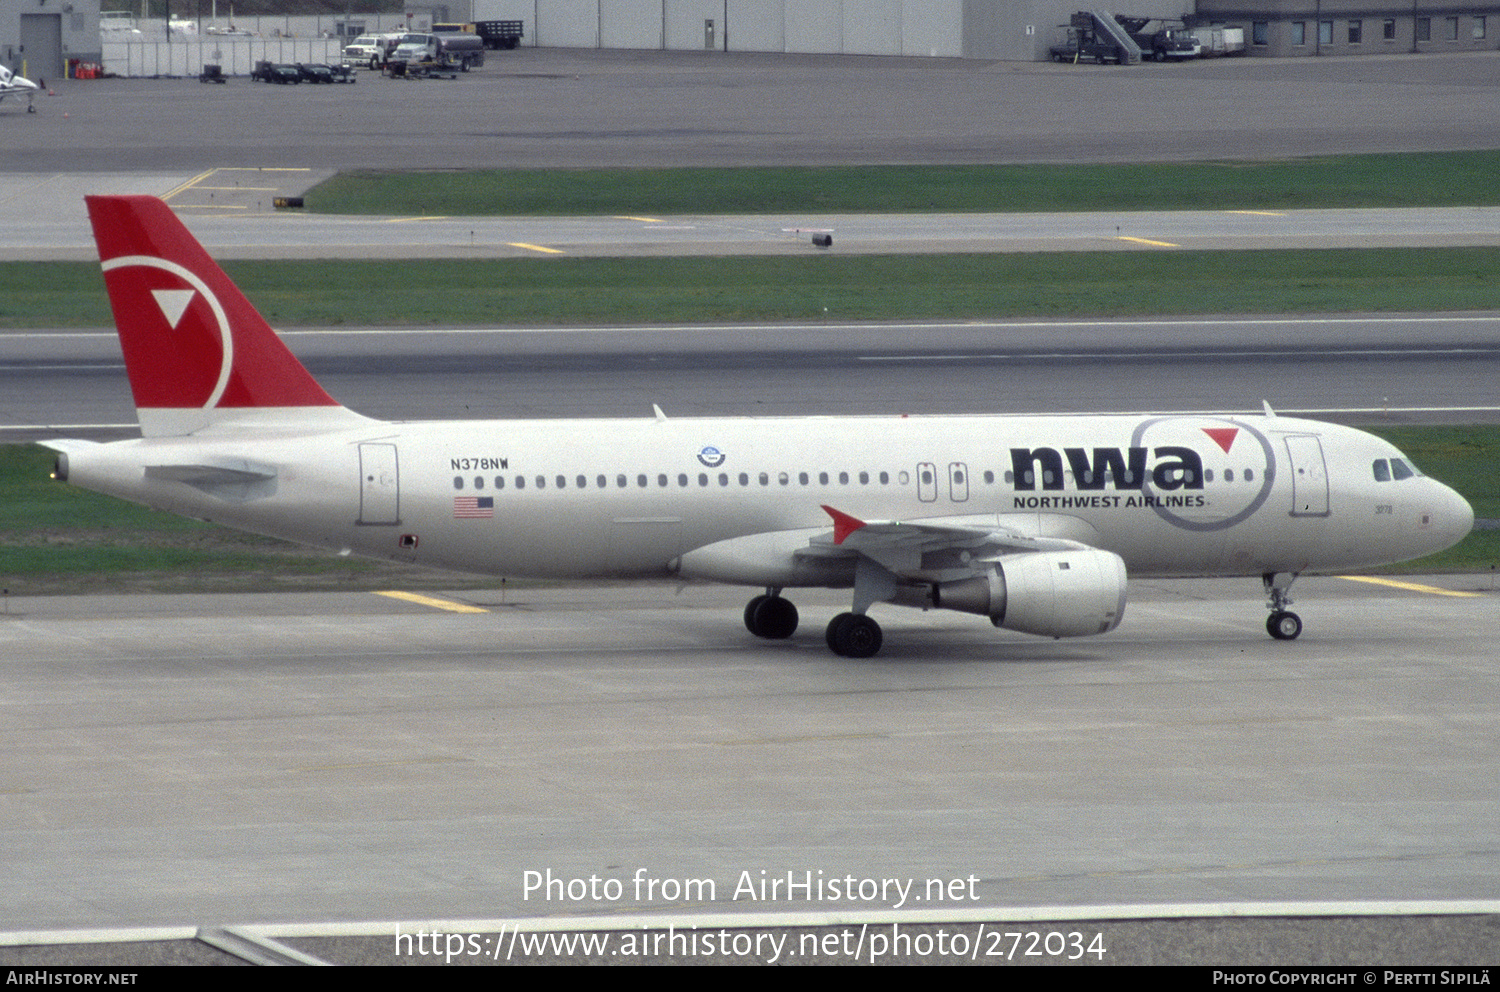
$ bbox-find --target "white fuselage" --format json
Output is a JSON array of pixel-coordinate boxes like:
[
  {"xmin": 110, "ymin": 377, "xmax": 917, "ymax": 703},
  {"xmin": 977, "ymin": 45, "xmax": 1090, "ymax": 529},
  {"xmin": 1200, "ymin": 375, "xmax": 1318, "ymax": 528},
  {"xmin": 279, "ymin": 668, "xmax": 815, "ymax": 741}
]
[{"xmin": 61, "ymin": 411, "xmax": 1474, "ymax": 586}]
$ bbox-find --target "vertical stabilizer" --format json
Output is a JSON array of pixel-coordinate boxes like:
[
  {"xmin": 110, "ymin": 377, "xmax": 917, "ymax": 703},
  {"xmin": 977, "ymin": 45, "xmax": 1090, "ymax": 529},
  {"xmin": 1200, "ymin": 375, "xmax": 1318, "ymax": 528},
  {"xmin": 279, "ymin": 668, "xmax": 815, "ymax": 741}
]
[{"xmin": 86, "ymin": 195, "xmax": 367, "ymax": 436}]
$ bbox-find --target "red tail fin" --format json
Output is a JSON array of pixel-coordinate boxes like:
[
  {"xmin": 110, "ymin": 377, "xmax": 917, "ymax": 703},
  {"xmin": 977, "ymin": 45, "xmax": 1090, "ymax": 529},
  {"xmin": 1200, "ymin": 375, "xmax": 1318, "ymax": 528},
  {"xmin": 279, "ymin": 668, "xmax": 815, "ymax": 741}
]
[{"xmin": 86, "ymin": 195, "xmax": 358, "ymax": 436}]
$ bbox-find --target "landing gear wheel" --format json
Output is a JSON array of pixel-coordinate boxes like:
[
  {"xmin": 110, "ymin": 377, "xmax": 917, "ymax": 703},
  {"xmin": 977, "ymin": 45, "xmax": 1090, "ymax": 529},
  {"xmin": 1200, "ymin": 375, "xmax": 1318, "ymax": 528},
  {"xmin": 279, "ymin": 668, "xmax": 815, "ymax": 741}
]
[
  {"xmin": 1267, "ymin": 611, "xmax": 1302, "ymax": 640},
  {"xmin": 744, "ymin": 595, "xmax": 798, "ymax": 639},
  {"xmin": 744, "ymin": 595, "xmax": 768, "ymax": 634},
  {"xmin": 826, "ymin": 612, "xmax": 883, "ymax": 658}
]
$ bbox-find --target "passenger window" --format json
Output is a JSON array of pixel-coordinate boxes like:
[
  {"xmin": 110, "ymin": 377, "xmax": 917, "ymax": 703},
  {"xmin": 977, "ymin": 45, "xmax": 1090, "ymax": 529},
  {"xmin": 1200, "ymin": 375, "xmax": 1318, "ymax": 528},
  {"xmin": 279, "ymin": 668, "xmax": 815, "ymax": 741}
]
[
  {"xmin": 495, "ymin": 476, "xmax": 505, "ymax": 489},
  {"xmin": 515, "ymin": 476, "xmax": 525, "ymax": 490},
  {"xmin": 819, "ymin": 472, "xmax": 830, "ymax": 485},
  {"xmin": 453, "ymin": 476, "xmax": 464, "ymax": 490},
  {"xmin": 1373, "ymin": 459, "xmax": 1391, "ymax": 482},
  {"xmin": 657, "ymin": 474, "xmax": 668, "ymax": 487},
  {"xmin": 556, "ymin": 475, "xmax": 566, "ymax": 489},
  {"xmin": 799, "ymin": 472, "xmax": 809, "ymax": 485},
  {"xmin": 536, "ymin": 476, "xmax": 546, "ymax": 489},
  {"xmin": 475, "ymin": 476, "xmax": 485, "ymax": 489},
  {"xmin": 678, "ymin": 473, "xmax": 689, "ymax": 487},
  {"xmin": 698, "ymin": 473, "xmax": 708, "ymax": 487},
  {"xmin": 719, "ymin": 473, "xmax": 729, "ymax": 486}
]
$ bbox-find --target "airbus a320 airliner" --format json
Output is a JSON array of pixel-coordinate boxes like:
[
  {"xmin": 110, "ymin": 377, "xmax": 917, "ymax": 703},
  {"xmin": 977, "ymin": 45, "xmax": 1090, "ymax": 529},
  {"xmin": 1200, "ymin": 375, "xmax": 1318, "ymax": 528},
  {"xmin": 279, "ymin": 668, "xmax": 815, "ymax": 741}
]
[{"xmin": 43, "ymin": 196, "xmax": 1474, "ymax": 657}]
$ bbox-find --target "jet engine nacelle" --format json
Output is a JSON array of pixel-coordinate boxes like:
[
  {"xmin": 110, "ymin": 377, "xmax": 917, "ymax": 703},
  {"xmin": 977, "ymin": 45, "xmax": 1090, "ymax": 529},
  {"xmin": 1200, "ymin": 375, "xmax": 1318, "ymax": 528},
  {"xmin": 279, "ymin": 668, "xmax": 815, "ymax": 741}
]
[{"xmin": 932, "ymin": 549, "xmax": 1127, "ymax": 638}]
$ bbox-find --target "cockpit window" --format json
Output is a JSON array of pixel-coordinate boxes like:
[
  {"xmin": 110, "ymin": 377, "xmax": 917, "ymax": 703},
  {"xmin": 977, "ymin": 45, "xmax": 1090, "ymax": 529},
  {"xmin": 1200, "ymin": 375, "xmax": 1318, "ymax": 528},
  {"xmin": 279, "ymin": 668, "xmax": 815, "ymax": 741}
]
[{"xmin": 1374, "ymin": 457, "xmax": 1423, "ymax": 481}]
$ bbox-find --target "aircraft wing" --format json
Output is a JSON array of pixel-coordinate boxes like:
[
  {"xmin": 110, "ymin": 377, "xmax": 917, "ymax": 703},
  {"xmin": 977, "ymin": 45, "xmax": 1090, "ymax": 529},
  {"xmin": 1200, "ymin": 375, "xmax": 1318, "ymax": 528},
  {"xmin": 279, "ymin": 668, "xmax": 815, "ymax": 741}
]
[{"xmin": 798, "ymin": 504, "xmax": 1096, "ymax": 579}]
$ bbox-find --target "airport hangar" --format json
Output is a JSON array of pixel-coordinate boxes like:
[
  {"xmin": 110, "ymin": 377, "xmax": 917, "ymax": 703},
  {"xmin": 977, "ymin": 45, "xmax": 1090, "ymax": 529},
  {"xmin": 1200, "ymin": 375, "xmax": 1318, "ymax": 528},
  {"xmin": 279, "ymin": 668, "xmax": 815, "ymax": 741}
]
[
  {"xmin": 417, "ymin": 0, "xmax": 1500, "ymax": 60},
  {"xmin": 6, "ymin": 0, "xmax": 1500, "ymax": 80}
]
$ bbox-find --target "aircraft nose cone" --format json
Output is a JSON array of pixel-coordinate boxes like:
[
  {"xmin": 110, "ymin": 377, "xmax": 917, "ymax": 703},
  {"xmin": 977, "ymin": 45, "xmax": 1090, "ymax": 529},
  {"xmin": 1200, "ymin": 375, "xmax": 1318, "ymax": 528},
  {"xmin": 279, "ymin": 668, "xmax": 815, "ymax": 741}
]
[
  {"xmin": 1451, "ymin": 486, "xmax": 1476, "ymax": 539},
  {"xmin": 1432, "ymin": 481, "xmax": 1475, "ymax": 551}
]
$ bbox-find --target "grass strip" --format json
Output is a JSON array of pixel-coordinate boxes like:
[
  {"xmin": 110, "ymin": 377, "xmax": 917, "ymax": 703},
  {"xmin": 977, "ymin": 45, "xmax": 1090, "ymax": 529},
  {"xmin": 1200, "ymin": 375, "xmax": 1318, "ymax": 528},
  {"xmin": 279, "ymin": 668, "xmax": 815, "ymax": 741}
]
[
  {"xmin": 7, "ymin": 248, "xmax": 1500, "ymax": 328},
  {"xmin": 306, "ymin": 152, "xmax": 1500, "ymax": 216}
]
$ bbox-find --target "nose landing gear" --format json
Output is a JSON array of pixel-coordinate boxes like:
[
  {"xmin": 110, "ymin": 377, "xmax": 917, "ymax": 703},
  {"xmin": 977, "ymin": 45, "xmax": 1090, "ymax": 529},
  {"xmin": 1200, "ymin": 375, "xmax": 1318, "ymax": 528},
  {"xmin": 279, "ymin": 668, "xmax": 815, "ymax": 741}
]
[{"xmin": 1263, "ymin": 572, "xmax": 1302, "ymax": 640}]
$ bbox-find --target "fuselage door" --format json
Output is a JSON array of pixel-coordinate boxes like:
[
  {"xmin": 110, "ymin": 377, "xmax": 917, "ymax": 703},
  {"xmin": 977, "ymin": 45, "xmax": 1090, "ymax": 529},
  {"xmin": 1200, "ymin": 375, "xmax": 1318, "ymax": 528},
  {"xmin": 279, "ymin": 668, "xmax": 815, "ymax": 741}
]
[
  {"xmin": 358, "ymin": 442, "xmax": 400, "ymax": 525},
  {"xmin": 916, "ymin": 462, "xmax": 938, "ymax": 502},
  {"xmin": 1283, "ymin": 434, "xmax": 1330, "ymax": 517},
  {"xmin": 948, "ymin": 462, "xmax": 970, "ymax": 502}
]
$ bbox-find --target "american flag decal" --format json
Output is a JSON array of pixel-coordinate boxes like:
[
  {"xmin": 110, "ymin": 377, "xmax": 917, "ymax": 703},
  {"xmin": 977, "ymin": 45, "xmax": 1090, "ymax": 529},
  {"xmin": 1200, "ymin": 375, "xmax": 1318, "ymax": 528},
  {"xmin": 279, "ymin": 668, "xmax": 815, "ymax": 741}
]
[{"xmin": 453, "ymin": 496, "xmax": 494, "ymax": 519}]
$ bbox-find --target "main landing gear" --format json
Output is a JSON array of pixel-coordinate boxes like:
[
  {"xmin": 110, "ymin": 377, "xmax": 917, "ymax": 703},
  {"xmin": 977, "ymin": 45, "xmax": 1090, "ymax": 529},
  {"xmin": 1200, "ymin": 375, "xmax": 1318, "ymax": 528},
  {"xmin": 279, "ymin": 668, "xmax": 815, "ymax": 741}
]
[
  {"xmin": 743, "ymin": 589, "xmax": 884, "ymax": 658},
  {"xmin": 825, "ymin": 612, "xmax": 883, "ymax": 658},
  {"xmin": 744, "ymin": 589, "xmax": 798, "ymax": 640},
  {"xmin": 1263, "ymin": 572, "xmax": 1302, "ymax": 640}
]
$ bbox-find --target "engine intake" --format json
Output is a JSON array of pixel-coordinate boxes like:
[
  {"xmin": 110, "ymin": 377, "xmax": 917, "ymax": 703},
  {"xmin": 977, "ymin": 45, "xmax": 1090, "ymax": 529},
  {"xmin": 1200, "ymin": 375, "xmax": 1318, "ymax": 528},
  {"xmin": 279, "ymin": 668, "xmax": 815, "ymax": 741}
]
[{"xmin": 933, "ymin": 549, "xmax": 1127, "ymax": 638}]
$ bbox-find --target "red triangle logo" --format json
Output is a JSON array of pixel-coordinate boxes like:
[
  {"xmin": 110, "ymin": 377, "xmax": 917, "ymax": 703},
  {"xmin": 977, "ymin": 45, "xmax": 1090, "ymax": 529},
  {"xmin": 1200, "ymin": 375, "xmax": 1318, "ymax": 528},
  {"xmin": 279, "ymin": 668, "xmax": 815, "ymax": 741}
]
[{"xmin": 1203, "ymin": 427, "xmax": 1239, "ymax": 453}]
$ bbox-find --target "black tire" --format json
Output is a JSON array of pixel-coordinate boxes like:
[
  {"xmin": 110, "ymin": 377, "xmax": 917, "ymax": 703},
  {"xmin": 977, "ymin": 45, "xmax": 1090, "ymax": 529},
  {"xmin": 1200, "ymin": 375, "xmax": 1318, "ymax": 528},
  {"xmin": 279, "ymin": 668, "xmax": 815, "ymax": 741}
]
[
  {"xmin": 756, "ymin": 597, "xmax": 798, "ymax": 640},
  {"xmin": 744, "ymin": 595, "xmax": 768, "ymax": 635},
  {"xmin": 827, "ymin": 612, "xmax": 882, "ymax": 658},
  {"xmin": 1267, "ymin": 611, "xmax": 1303, "ymax": 640}
]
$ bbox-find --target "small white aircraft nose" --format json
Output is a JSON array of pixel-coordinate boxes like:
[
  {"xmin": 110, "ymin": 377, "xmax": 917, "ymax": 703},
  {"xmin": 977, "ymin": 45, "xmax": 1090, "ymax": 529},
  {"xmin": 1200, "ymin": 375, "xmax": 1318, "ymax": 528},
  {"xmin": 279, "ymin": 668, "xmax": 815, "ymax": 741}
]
[{"xmin": 1448, "ymin": 484, "xmax": 1476, "ymax": 540}]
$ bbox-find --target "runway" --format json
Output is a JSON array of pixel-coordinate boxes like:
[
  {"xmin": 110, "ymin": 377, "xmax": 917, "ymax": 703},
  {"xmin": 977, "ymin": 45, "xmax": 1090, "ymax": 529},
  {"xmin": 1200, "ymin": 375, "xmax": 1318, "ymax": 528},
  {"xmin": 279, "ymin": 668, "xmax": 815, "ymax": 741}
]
[
  {"xmin": 4, "ymin": 316, "xmax": 1498, "ymax": 443},
  {"xmin": 9, "ymin": 189, "xmax": 1500, "ymax": 259},
  {"xmin": 1, "ymin": 576, "xmax": 1497, "ymax": 962}
]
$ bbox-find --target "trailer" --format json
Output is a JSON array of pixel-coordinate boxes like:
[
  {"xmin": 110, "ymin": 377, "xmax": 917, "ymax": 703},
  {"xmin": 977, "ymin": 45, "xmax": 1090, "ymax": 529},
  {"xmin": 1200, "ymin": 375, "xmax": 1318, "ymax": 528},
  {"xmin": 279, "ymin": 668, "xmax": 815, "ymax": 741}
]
[
  {"xmin": 1191, "ymin": 26, "xmax": 1246, "ymax": 56},
  {"xmin": 475, "ymin": 20, "xmax": 524, "ymax": 50}
]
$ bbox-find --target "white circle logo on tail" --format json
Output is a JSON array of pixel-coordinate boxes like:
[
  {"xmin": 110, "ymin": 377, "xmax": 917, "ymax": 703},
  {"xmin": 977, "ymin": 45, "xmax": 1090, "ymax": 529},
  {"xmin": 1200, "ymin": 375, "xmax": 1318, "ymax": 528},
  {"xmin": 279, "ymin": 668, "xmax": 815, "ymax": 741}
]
[{"xmin": 101, "ymin": 254, "xmax": 233, "ymax": 409}]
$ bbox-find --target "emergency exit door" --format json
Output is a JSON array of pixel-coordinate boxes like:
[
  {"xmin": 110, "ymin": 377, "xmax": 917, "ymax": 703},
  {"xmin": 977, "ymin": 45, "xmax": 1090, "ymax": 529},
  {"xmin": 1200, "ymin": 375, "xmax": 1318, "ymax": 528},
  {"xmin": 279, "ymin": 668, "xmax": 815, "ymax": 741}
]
[{"xmin": 358, "ymin": 443, "xmax": 400, "ymax": 525}]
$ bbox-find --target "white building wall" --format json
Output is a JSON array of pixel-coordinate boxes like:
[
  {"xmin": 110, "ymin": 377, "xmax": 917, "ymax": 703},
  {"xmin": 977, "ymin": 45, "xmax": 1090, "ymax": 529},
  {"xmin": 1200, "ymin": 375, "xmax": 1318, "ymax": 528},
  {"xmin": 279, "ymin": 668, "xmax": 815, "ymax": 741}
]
[
  {"xmin": 538, "ymin": 0, "xmax": 599, "ymax": 46},
  {"xmin": 903, "ymin": 0, "xmax": 963, "ymax": 55},
  {"xmin": 426, "ymin": 0, "xmax": 1072, "ymax": 58},
  {"xmin": 844, "ymin": 0, "xmax": 902, "ymax": 54},
  {"xmin": 601, "ymin": 0, "xmax": 662, "ymax": 49},
  {"xmin": 730, "ymin": 0, "xmax": 787, "ymax": 51},
  {"xmin": 664, "ymin": 0, "xmax": 724, "ymax": 50},
  {"xmin": 784, "ymin": 0, "xmax": 841, "ymax": 52}
]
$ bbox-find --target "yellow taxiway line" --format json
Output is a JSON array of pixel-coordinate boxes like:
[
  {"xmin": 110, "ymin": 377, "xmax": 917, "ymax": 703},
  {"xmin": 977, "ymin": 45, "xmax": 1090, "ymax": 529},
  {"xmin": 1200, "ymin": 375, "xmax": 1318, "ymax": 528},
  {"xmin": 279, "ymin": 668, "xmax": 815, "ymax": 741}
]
[
  {"xmin": 1337, "ymin": 576, "xmax": 1483, "ymax": 598},
  {"xmin": 374, "ymin": 590, "xmax": 490, "ymax": 613}
]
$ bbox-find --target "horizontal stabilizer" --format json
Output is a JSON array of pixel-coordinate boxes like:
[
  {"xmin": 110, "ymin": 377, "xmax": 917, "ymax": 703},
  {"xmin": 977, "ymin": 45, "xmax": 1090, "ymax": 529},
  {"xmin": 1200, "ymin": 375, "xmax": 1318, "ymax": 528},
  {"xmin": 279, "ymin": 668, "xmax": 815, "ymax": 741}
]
[{"xmin": 145, "ymin": 459, "xmax": 278, "ymax": 502}]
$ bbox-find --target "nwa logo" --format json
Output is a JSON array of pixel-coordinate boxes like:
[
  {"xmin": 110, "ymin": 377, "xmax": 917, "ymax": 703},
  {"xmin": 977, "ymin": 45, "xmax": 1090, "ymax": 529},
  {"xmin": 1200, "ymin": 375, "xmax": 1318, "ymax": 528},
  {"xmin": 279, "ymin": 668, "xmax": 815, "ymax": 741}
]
[
  {"xmin": 697, "ymin": 445, "xmax": 727, "ymax": 468},
  {"xmin": 1011, "ymin": 445, "xmax": 1205, "ymax": 491},
  {"xmin": 1012, "ymin": 419, "xmax": 1278, "ymax": 533}
]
